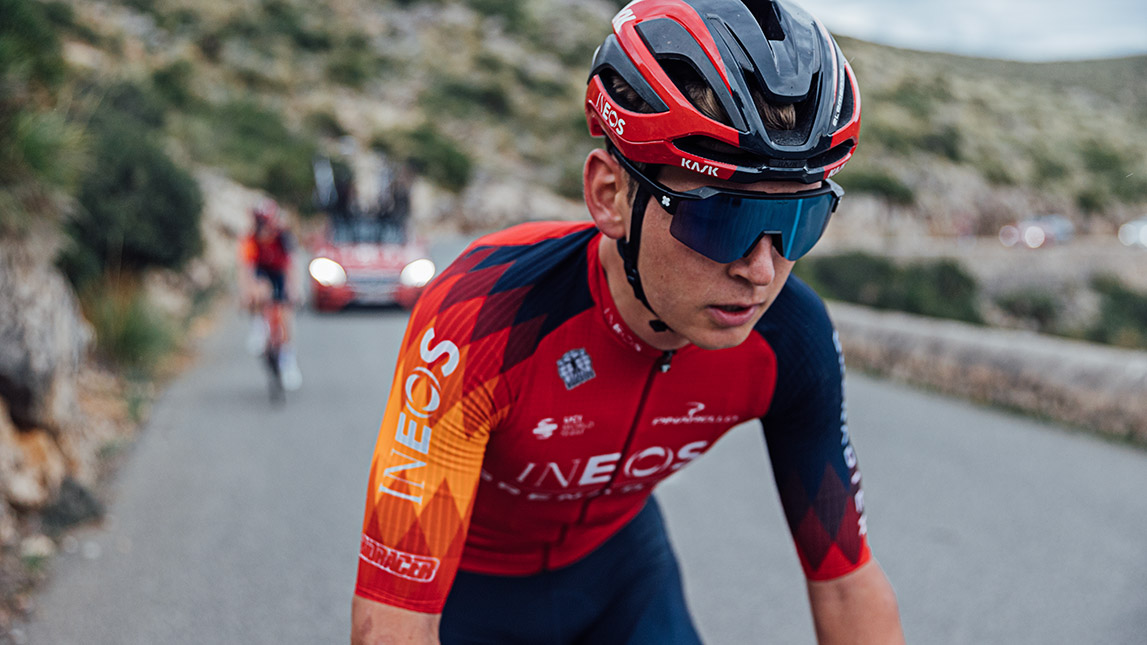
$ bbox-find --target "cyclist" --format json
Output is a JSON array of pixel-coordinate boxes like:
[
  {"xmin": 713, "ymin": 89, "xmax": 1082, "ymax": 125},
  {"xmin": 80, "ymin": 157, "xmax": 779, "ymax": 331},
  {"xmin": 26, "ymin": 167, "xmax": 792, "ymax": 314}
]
[
  {"xmin": 240, "ymin": 199, "xmax": 303, "ymax": 391},
  {"xmin": 352, "ymin": 1, "xmax": 904, "ymax": 642}
]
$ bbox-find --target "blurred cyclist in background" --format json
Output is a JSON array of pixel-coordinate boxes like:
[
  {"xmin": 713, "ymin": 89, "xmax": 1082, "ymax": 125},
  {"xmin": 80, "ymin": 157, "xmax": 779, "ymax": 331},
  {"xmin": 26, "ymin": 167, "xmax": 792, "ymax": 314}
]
[
  {"xmin": 352, "ymin": 0, "xmax": 904, "ymax": 643},
  {"xmin": 240, "ymin": 198, "xmax": 303, "ymax": 391}
]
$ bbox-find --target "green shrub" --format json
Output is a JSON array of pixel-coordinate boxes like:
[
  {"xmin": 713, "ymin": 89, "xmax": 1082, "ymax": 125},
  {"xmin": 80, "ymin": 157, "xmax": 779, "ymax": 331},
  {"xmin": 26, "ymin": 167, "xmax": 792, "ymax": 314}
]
[
  {"xmin": 327, "ymin": 47, "xmax": 377, "ymax": 88},
  {"xmin": 918, "ymin": 125, "xmax": 962, "ymax": 162},
  {"xmin": 1080, "ymin": 140, "xmax": 1128, "ymax": 177},
  {"xmin": 795, "ymin": 252, "xmax": 981, "ymax": 324},
  {"xmin": 995, "ymin": 290, "xmax": 1063, "ymax": 332},
  {"xmin": 1087, "ymin": 275, "xmax": 1147, "ymax": 349},
  {"xmin": 61, "ymin": 122, "xmax": 203, "ymax": 286},
  {"xmin": 1031, "ymin": 149, "xmax": 1068, "ymax": 185},
  {"xmin": 862, "ymin": 123, "xmax": 919, "ymax": 155},
  {"xmin": 183, "ymin": 99, "xmax": 317, "ymax": 209},
  {"xmin": 8, "ymin": 109, "xmax": 87, "ymax": 188},
  {"xmin": 979, "ymin": 159, "xmax": 1016, "ymax": 186},
  {"xmin": 80, "ymin": 280, "xmax": 175, "ymax": 373},
  {"xmin": 1076, "ymin": 187, "xmax": 1109, "ymax": 214},
  {"xmin": 420, "ymin": 74, "xmax": 512, "ymax": 119},
  {"xmin": 89, "ymin": 80, "xmax": 168, "ymax": 133},
  {"xmin": 375, "ymin": 124, "xmax": 473, "ymax": 192},
  {"xmin": 152, "ymin": 60, "xmax": 197, "ymax": 108},
  {"xmin": 878, "ymin": 76, "xmax": 951, "ymax": 119},
  {"xmin": 464, "ymin": 0, "xmax": 530, "ymax": 31},
  {"xmin": 305, "ymin": 110, "xmax": 347, "ymax": 138},
  {"xmin": 0, "ymin": 0, "xmax": 66, "ymax": 90},
  {"xmin": 834, "ymin": 169, "xmax": 915, "ymax": 206}
]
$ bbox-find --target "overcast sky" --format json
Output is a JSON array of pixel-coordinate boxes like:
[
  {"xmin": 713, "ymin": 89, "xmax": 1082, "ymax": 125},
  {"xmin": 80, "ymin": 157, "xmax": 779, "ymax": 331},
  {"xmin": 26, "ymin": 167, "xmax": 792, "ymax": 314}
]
[{"xmin": 794, "ymin": 0, "xmax": 1147, "ymax": 61}]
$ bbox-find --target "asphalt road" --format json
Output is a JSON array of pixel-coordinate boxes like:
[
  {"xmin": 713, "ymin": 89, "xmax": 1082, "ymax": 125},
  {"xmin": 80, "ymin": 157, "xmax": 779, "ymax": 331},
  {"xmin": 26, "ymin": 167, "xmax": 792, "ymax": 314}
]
[{"xmin": 20, "ymin": 257, "xmax": 1147, "ymax": 644}]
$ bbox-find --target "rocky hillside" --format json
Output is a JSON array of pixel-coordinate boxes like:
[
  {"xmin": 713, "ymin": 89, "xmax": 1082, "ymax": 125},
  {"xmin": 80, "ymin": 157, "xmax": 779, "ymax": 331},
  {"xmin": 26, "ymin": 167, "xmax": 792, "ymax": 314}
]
[{"xmin": 37, "ymin": 0, "xmax": 1147, "ymax": 232}]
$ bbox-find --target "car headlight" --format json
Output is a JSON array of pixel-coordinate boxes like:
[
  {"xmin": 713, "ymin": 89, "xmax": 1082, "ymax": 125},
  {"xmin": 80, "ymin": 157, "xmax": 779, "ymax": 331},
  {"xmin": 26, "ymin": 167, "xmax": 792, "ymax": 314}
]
[
  {"xmin": 400, "ymin": 258, "xmax": 436, "ymax": 288},
  {"xmin": 309, "ymin": 257, "xmax": 347, "ymax": 287}
]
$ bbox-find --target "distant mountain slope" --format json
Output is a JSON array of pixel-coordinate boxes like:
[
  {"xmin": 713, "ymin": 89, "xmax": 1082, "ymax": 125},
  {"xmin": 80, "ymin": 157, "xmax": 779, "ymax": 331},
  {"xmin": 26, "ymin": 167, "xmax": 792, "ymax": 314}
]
[{"xmin": 24, "ymin": 0, "xmax": 1147, "ymax": 235}]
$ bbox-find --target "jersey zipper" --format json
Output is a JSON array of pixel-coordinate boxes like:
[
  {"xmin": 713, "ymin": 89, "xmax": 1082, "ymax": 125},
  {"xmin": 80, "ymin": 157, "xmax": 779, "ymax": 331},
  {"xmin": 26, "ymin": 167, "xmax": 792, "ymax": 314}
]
[{"xmin": 542, "ymin": 350, "xmax": 675, "ymax": 570}]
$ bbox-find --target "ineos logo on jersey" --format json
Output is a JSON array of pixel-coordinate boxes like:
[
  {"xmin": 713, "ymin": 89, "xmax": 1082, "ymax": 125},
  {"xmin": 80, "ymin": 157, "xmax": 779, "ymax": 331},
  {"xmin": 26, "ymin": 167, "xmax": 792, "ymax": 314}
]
[
  {"xmin": 485, "ymin": 440, "xmax": 711, "ymax": 500},
  {"xmin": 378, "ymin": 328, "xmax": 460, "ymax": 505},
  {"xmin": 651, "ymin": 402, "xmax": 740, "ymax": 426}
]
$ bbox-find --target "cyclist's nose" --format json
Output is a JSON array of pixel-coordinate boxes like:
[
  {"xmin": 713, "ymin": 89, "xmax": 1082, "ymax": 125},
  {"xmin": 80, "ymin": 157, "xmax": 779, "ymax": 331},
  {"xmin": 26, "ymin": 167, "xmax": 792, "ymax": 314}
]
[{"xmin": 728, "ymin": 234, "xmax": 777, "ymax": 286}]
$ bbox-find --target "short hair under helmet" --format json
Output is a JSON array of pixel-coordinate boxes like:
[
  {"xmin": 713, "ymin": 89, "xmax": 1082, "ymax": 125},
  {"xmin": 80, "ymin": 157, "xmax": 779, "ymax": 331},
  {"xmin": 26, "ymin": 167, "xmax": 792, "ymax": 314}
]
[{"xmin": 586, "ymin": 0, "xmax": 860, "ymax": 184}]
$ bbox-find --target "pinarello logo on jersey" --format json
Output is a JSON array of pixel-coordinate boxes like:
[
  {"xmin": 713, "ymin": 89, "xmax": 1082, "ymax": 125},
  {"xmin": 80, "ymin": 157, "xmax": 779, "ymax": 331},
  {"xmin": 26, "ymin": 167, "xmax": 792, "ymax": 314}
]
[
  {"xmin": 360, "ymin": 534, "xmax": 440, "ymax": 583},
  {"xmin": 651, "ymin": 402, "xmax": 740, "ymax": 426}
]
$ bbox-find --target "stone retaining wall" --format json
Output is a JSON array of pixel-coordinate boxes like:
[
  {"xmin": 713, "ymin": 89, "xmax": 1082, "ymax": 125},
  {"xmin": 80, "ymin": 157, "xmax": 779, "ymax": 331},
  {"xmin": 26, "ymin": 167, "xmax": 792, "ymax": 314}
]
[{"xmin": 829, "ymin": 301, "xmax": 1147, "ymax": 444}]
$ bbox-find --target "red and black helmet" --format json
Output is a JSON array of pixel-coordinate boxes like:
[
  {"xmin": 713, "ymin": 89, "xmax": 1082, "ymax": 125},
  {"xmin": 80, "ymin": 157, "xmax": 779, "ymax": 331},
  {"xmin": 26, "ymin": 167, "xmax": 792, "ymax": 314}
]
[
  {"xmin": 585, "ymin": 0, "xmax": 860, "ymax": 184},
  {"xmin": 252, "ymin": 198, "xmax": 281, "ymax": 227}
]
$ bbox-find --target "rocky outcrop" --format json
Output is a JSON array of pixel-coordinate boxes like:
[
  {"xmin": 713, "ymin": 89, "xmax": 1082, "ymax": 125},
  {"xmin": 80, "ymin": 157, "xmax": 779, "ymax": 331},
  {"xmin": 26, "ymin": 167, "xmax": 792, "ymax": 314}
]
[
  {"xmin": 0, "ymin": 238, "xmax": 91, "ymax": 435},
  {"xmin": 831, "ymin": 301, "xmax": 1147, "ymax": 443}
]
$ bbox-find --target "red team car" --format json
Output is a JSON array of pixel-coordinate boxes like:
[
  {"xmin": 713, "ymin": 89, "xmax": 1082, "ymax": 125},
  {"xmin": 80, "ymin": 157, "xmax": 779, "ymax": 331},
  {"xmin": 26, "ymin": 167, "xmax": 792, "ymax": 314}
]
[{"xmin": 307, "ymin": 217, "xmax": 436, "ymax": 311}]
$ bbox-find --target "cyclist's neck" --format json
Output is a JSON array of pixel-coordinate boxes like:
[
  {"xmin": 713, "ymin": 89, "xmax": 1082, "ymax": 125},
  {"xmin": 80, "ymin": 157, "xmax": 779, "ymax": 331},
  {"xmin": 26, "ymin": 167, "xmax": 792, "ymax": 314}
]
[{"xmin": 596, "ymin": 233, "xmax": 691, "ymax": 353}]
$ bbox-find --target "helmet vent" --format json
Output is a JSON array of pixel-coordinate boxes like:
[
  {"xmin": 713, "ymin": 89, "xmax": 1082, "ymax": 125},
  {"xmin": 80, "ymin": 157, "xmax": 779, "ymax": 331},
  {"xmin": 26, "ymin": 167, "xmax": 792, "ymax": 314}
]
[
  {"xmin": 659, "ymin": 59, "xmax": 732, "ymax": 126},
  {"xmin": 600, "ymin": 68, "xmax": 656, "ymax": 114},
  {"xmin": 674, "ymin": 135, "xmax": 764, "ymax": 167},
  {"xmin": 742, "ymin": 0, "xmax": 785, "ymax": 41},
  {"xmin": 808, "ymin": 141, "xmax": 853, "ymax": 170}
]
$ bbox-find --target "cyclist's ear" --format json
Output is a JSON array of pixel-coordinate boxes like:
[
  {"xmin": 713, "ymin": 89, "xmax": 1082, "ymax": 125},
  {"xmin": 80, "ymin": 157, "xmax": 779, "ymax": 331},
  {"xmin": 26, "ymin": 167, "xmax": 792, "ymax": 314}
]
[{"xmin": 584, "ymin": 149, "xmax": 628, "ymax": 240}]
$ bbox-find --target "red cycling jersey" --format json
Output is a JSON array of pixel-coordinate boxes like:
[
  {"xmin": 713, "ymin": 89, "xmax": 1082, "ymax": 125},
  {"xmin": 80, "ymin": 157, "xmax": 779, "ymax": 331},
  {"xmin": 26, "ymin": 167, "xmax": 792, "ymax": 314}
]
[
  {"xmin": 240, "ymin": 229, "xmax": 293, "ymax": 274},
  {"xmin": 356, "ymin": 222, "xmax": 870, "ymax": 613}
]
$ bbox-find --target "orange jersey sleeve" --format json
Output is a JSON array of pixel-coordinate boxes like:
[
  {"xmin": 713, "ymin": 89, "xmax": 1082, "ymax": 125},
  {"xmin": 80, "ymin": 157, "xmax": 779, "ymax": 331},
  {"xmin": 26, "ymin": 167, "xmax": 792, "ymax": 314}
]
[
  {"xmin": 240, "ymin": 236, "xmax": 257, "ymax": 266},
  {"xmin": 354, "ymin": 257, "xmax": 508, "ymax": 613}
]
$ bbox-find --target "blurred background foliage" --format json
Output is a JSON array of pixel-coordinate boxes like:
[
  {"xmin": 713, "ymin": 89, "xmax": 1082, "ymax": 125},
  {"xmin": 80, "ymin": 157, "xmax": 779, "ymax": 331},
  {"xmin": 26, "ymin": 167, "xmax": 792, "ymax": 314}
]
[{"xmin": 0, "ymin": 0, "xmax": 1145, "ymax": 357}]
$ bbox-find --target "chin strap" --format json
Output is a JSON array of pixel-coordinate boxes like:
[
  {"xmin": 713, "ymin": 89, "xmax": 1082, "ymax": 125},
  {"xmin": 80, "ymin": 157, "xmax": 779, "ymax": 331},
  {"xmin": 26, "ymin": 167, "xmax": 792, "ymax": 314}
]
[{"xmin": 616, "ymin": 186, "xmax": 672, "ymax": 333}]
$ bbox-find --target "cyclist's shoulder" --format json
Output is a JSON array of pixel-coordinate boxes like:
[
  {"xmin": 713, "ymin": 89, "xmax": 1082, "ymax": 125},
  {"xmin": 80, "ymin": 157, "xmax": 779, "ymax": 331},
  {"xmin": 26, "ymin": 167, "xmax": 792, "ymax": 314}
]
[
  {"xmin": 755, "ymin": 276, "xmax": 831, "ymax": 333},
  {"xmin": 437, "ymin": 221, "xmax": 598, "ymax": 289},
  {"xmin": 753, "ymin": 275, "xmax": 838, "ymax": 366},
  {"xmin": 471, "ymin": 221, "xmax": 597, "ymax": 248},
  {"xmin": 417, "ymin": 220, "xmax": 598, "ymax": 321}
]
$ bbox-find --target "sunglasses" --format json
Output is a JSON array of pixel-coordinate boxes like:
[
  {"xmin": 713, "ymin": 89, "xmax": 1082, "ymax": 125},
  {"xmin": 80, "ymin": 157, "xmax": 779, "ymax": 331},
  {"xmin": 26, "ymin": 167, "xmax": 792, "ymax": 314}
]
[{"xmin": 613, "ymin": 152, "xmax": 843, "ymax": 263}]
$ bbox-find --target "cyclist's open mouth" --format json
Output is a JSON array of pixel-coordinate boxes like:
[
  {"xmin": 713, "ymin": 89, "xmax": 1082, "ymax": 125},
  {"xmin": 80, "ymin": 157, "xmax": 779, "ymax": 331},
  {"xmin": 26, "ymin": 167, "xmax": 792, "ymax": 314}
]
[{"xmin": 706, "ymin": 303, "xmax": 760, "ymax": 327}]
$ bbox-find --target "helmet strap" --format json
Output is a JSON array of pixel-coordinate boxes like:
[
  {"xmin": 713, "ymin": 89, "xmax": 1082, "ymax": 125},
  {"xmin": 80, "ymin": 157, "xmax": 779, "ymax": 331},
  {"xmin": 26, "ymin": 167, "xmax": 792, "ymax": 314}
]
[{"xmin": 616, "ymin": 186, "xmax": 672, "ymax": 333}]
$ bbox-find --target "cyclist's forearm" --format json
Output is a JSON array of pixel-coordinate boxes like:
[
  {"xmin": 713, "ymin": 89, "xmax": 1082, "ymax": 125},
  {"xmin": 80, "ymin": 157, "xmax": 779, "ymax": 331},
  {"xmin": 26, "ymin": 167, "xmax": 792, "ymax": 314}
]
[
  {"xmin": 351, "ymin": 594, "xmax": 440, "ymax": 645},
  {"xmin": 806, "ymin": 560, "xmax": 904, "ymax": 645}
]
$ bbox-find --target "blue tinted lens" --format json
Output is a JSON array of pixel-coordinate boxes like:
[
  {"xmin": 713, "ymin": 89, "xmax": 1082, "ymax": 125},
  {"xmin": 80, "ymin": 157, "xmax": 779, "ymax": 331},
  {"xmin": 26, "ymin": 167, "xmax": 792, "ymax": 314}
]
[{"xmin": 668, "ymin": 190, "xmax": 837, "ymax": 262}]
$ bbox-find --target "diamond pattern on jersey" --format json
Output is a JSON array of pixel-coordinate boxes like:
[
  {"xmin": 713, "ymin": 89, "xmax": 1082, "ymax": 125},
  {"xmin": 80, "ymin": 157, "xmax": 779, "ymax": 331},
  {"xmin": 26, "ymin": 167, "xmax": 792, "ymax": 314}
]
[
  {"xmin": 780, "ymin": 464, "xmax": 864, "ymax": 574},
  {"xmin": 439, "ymin": 228, "xmax": 597, "ymax": 373}
]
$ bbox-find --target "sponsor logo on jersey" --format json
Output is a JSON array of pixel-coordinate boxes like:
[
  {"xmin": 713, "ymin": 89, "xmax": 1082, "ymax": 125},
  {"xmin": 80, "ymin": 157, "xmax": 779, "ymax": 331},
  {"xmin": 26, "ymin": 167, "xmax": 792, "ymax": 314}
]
[
  {"xmin": 651, "ymin": 402, "xmax": 740, "ymax": 426},
  {"xmin": 603, "ymin": 306, "xmax": 643, "ymax": 353},
  {"xmin": 481, "ymin": 440, "xmax": 710, "ymax": 501},
  {"xmin": 378, "ymin": 328, "xmax": 460, "ymax": 505},
  {"xmin": 531, "ymin": 414, "xmax": 596, "ymax": 440},
  {"xmin": 360, "ymin": 534, "xmax": 440, "ymax": 583},
  {"xmin": 833, "ymin": 330, "xmax": 867, "ymax": 536},
  {"xmin": 532, "ymin": 418, "xmax": 559, "ymax": 440},
  {"xmin": 557, "ymin": 348, "xmax": 596, "ymax": 390}
]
